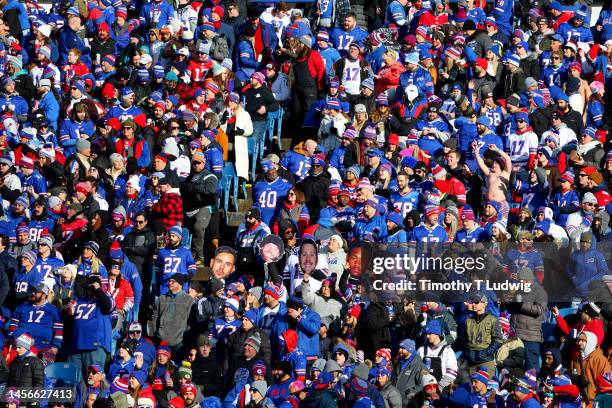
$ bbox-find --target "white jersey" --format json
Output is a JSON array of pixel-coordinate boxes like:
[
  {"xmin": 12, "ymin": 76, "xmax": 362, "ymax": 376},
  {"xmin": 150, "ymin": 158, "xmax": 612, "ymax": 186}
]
[
  {"xmin": 341, "ymin": 58, "xmax": 361, "ymax": 95},
  {"xmin": 507, "ymin": 130, "xmax": 538, "ymax": 164}
]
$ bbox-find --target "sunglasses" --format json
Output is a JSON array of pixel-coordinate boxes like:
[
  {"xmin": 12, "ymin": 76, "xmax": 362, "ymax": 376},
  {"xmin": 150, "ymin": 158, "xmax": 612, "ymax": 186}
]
[
  {"xmin": 170, "ymin": 126, "xmax": 180, "ymax": 130},
  {"xmin": 192, "ymin": 161, "xmax": 203, "ymax": 165},
  {"xmin": 516, "ymin": 119, "xmax": 525, "ymax": 123},
  {"xmin": 551, "ymin": 56, "xmax": 561, "ymax": 60},
  {"xmin": 584, "ymin": 203, "xmax": 596, "ymax": 207},
  {"xmin": 579, "ymin": 173, "xmax": 588, "ymax": 177},
  {"xmin": 135, "ymin": 220, "xmax": 146, "ymax": 224}
]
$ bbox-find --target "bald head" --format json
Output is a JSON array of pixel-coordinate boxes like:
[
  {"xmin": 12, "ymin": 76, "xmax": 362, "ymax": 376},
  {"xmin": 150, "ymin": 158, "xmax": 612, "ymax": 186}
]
[{"xmin": 304, "ymin": 139, "xmax": 317, "ymax": 156}]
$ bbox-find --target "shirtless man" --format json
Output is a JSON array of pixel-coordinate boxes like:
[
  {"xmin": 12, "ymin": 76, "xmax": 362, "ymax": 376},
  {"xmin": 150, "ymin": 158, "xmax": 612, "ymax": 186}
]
[{"xmin": 473, "ymin": 143, "xmax": 512, "ymax": 218}]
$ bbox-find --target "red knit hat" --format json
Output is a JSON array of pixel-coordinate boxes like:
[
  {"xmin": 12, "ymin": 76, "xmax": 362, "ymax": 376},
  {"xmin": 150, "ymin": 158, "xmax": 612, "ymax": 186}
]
[
  {"xmin": 475, "ymin": 58, "xmax": 488, "ymax": 72},
  {"xmin": 376, "ymin": 348, "xmax": 392, "ymax": 361}
]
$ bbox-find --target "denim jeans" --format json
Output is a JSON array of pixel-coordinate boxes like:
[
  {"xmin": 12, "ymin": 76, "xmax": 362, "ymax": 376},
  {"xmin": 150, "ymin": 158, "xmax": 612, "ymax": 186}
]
[{"xmin": 68, "ymin": 347, "xmax": 108, "ymax": 379}]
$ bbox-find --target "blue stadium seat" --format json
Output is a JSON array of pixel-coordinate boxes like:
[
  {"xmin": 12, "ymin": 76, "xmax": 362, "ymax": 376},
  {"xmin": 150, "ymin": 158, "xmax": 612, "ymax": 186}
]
[
  {"xmin": 220, "ymin": 162, "xmax": 238, "ymax": 214},
  {"xmin": 265, "ymin": 107, "xmax": 284, "ymax": 151},
  {"xmin": 44, "ymin": 362, "xmax": 81, "ymax": 387},
  {"xmin": 182, "ymin": 228, "xmax": 192, "ymax": 249}
]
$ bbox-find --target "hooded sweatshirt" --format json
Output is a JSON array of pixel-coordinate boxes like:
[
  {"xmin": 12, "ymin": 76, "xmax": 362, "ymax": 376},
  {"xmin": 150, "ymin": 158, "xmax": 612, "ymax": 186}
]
[{"xmin": 570, "ymin": 330, "xmax": 611, "ymax": 403}]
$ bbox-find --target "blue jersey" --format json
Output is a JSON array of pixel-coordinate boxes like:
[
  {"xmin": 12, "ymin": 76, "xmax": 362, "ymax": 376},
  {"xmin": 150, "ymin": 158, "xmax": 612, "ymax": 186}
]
[
  {"xmin": 455, "ymin": 227, "xmax": 489, "ymax": 242},
  {"xmin": 586, "ymin": 99, "xmax": 604, "ymax": 129},
  {"xmin": 410, "ymin": 224, "xmax": 448, "ymax": 243},
  {"xmin": 27, "ymin": 218, "xmax": 56, "ymax": 243},
  {"xmin": 319, "ymin": 47, "xmax": 342, "ymax": 76},
  {"xmin": 59, "ymin": 119, "xmax": 95, "ymax": 157},
  {"xmin": 268, "ymin": 379, "xmax": 294, "ymax": 407},
  {"xmin": 557, "ymin": 23, "xmax": 594, "ymax": 43},
  {"xmin": 108, "ymin": 358, "xmax": 136, "ymax": 383},
  {"xmin": 484, "ymin": 106, "xmax": 504, "ymax": 131},
  {"xmin": 541, "ymin": 65, "xmax": 567, "ymax": 88},
  {"xmin": 551, "ymin": 189, "xmax": 580, "ymax": 227},
  {"xmin": 33, "ymin": 256, "xmax": 64, "ymax": 287},
  {"xmin": 283, "ymin": 349, "xmax": 306, "ymax": 380},
  {"xmin": 155, "ymin": 246, "xmax": 196, "ymax": 295},
  {"xmin": 19, "ymin": 171, "xmax": 48, "ymax": 197},
  {"xmin": 389, "ymin": 189, "xmax": 420, "ymax": 218},
  {"xmin": 210, "ymin": 317, "xmax": 241, "ymax": 342},
  {"xmin": 385, "ymin": 0, "xmax": 407, "ymax": 26},
  {"xmin": 330, "ymin": 26, "xmax": 369, "ymax": 56},
  {"xmin": 352, "ymin": 215, "xmax": 388, "ymax": 243},
  {"xmin": 280, "ymin": 151, "xmax": 311, "ymax": 182},
  {"xmin": 253, "ymin": 177, "xmax": 293, "ymax": 226},
  {"xmin": 13, "ymin": 268, "xmax": 44, "ymax": 300},
  {"xmin": 492, "ymin": 0, "xmax": 515, "ymax": 35},
  {"xmin": 397, "ymin": 68, "xmax": 434, "ymax": 99},
  {"xmin": 503, "ymin": 248, "xmax": 545, "ymax": 281},
  {"xmin": 70, "ymin": 295, "xmax": 114, "ymax": 352},
  {"xmin": 9, "ymin": 302, "xmax": 63, "ymax": 349}
]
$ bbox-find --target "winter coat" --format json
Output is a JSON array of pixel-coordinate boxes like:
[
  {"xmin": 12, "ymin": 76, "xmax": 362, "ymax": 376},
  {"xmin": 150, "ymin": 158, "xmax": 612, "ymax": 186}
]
[
  {"xmin": 570, "ymin": 333, "xmax": 610, "ymax": 403},
  {"xmin": 356, "ymin": 301, "xmax": 391, "ymax": 360},
  {"xmin": 8, "ymin": 353, "xmax": 44, "ymax": 387},
  {"xmin": 191, "ymin": 355, "xmax": 223, "ymax": 397},
  {"xmin": 303, "ymin": 388, "xmax": 338, "ymax": 408},
  {"xmin": 301, "ymin": 280, "xmax": 342, "ymax": 321},
  {"xmin": 226, "ymin": 327, "xmax": 272, "ymax": 368},
  {"xmin": 507, "ymin": 282, "xmax": 548, "ymax": 342},
  {"xmin": 147, "ymin": 290, "xmax": 192, "ymax": 347},
  {"xmin": 392, "ymin": 355, "xmax": 426, "ymax": 407},
  {"xmin": 495, "ymin": 336, "xmax": 525, "ymax": 370},
  {"xmin": 379, "ymin": 382, "xmax": 402, "ymax": 408}
]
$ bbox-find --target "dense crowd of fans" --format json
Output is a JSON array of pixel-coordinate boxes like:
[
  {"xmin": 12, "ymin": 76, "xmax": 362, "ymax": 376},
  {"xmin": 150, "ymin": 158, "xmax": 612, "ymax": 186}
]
[{"xmin": 0, "ymin": 0, "xmax": 609, "ymax": 406}]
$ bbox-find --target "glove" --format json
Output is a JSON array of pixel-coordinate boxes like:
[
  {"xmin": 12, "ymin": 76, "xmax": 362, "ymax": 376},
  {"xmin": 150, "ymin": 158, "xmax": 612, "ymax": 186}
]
[{"xmin": 235, "ymin": 127, "xmax": 244, "ymax": 135}]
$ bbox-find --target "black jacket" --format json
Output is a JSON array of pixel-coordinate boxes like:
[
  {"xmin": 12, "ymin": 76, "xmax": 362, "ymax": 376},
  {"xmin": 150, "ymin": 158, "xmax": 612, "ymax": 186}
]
[
  {"xmin": 299, "ymin": 171, "xmax": 331, "ymax": 222},
  {"xmin": 356, "ymin": 301, "xmax": 391, "ymax": 360},
  {"xmin": 226, "ymin": 327, "xmax": 272, "ymax": 369},
  {"xmin": 191, "ymin": 355, "xmax": 223, "ymax": 397},
  {"xmin": 180, "ymin": 169, "xmax": 218, "ymax": 212},
  {"xmin": 122, "ymin": 226, "xmax": 156, "ymax": 274},
  {"xmin": 0, "ymin": 249, "xmax": 17, "ymax": 305},
  {"xmin": 226, "ymin": 354, "xmax": 272, "ymax": 392},
  {"xmin": 243, "ymin": 85, "xmax": 279, "ymax": 122},
  {"xmin": 559, "ymin": 108, "xmax": 584, "ymax": 138},
  {"xmin": 529, "ymin": 107, "xmax": 554, "ymax": 137},
  {"xmin": 8, "ymin": 354, "xmax": 44, "ymax": 387}
]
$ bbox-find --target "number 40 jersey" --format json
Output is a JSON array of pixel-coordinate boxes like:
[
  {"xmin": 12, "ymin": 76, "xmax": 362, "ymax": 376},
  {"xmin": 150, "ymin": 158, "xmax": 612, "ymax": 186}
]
[{"xmin": 252, "ymin": 177, "xmax": 293, "ymax": 226}]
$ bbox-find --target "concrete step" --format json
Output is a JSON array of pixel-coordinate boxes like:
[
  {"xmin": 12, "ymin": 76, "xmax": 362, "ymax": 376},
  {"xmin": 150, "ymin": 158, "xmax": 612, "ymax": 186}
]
[
  {"xmin": 225, "ymin": 211, "xmax": 248, "ymax": 227},
  {"xmin": 237, "ymin": 198, "xmax": 253, "ymax": 212}
]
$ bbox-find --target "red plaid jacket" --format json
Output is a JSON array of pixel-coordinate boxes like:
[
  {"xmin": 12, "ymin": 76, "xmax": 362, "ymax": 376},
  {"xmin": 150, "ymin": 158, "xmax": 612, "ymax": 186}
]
[{"xmin": 150, "ymin": 191, "xmax": 183, "ymax": 229}]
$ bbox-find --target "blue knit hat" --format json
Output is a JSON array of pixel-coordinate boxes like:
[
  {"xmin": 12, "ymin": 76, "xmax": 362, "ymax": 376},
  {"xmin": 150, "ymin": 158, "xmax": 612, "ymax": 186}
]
[
  {"xmin": 399, "ymin": 338, "xmax": 415, "ymax": 353},
  {"xmin": 386, "ymin": 210, "xmax": 404, "ymax": 227},
  {"xmin": 137, "ymin": 68, "xmax": 150, "ymax": 82},
  {"xmin": 167, "ymin": 226, "xmax": 183, "ymax": 239},
  {"xmin": 243, "ymin": 308, "xmax": 257, "ymax": 323},
  {"xmin": 514, "ymin": 111, "xmax": 529, "ymax": 124},
  {"xmin": 424, "ymin": 319, "xmax": 444, "ymax": 337},
  {"xmin": 471, "ymin": 367, "xmax": 490, "ymax": 385},
  {"xmin": 131, "ymin": 370, "xmax": 148, "ymax": 386},
  {"xmin": 153, "ymin": 64, "xmax": 165, "ymax": 79}
]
